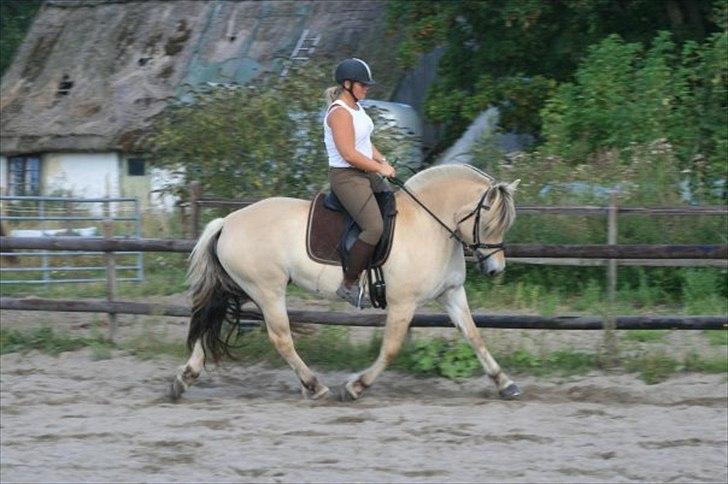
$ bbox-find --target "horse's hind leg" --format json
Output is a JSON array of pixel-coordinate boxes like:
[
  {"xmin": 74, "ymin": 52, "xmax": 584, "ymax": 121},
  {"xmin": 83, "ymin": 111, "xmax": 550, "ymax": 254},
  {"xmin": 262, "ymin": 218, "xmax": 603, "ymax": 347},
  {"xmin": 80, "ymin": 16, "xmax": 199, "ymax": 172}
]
[
  {"xmin": 344, "ymin": 302, "xmax": 416, "ymax": 400},
  {"xmin": 258, "ymin": 293, "xmax": 330, "ymax": 399},
  {"xmin": 439, "ymin": 285, "xmax": 521, "ymax": 399},
  {"xmin": 170, "ymin": 339, "xmax": 205, "ymax": 401}
]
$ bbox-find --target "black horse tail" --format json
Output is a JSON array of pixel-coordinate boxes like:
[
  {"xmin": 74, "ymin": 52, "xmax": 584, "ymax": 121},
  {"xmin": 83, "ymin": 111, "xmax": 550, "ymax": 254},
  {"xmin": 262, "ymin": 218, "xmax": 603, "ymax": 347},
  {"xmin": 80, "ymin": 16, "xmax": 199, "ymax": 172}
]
[{"xmin": 186, "ymin": 218, "xmax": 251, "ymax": 362}]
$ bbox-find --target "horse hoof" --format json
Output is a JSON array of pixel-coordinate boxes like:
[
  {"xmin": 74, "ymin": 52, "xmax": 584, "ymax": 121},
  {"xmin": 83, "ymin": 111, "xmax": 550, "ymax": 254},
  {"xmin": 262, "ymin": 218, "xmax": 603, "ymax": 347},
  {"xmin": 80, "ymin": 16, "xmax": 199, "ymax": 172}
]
[
  {"xmin": 304, "ymin": 384, "xmax": 330, "ymax": 400},
  {"xmin": 338, "ymin": 384, "xmax": 359, "ymax": 402},
  {"xmin": 168, "ymin": 379, "xmax": 185, "ymax": 402},
  {"xmin": 499, "ymin": 383, "xmax": 522, "ymax": 399}
]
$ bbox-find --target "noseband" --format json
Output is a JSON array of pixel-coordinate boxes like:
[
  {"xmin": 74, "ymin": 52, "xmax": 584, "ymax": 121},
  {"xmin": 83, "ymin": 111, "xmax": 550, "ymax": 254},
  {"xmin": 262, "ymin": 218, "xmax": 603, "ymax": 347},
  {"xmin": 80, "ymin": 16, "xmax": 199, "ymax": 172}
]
[
  {"xmin": 389, "ymin": 178, "xmax": 505, "ymax": 260},
  {"xmin": 456, "ymin": 188, "xmax": 505, "ymax": 262}
]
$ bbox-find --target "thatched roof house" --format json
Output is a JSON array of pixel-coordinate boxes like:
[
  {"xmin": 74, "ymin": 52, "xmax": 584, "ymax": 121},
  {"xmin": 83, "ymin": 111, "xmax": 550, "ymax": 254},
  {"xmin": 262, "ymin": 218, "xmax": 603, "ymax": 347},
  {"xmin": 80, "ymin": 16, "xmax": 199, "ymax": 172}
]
[
  {"xmin": 0, "ymin": 0, "xmax": 395, "ymax": 203},
  {"xmin": 1, "ymin": 0, "xmax": 391, "ymax": 155}
]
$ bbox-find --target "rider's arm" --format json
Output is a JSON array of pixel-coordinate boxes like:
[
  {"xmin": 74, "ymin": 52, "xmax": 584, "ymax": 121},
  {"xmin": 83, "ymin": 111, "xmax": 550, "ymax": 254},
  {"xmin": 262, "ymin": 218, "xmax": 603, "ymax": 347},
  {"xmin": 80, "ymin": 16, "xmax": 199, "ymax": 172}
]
[{"xmin": 328, "ymin": 108, "xmax": 388, "ymax": 174}]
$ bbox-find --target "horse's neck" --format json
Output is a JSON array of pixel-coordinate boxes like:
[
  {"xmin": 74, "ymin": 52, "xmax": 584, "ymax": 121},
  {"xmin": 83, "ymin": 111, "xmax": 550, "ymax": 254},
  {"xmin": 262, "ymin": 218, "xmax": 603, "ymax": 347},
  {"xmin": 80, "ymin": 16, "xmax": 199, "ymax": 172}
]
[{"xmin": 404, "ymin": 178, "xmax": 486, "ymax": 222}]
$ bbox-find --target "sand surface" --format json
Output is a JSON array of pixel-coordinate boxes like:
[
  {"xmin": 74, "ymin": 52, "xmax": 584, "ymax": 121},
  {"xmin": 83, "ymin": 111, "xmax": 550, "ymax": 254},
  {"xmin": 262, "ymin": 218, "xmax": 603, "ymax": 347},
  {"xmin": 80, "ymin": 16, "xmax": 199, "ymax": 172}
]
[{"xmin": 1, "ymin": 347, "xmax": 727, "ymax": 483}]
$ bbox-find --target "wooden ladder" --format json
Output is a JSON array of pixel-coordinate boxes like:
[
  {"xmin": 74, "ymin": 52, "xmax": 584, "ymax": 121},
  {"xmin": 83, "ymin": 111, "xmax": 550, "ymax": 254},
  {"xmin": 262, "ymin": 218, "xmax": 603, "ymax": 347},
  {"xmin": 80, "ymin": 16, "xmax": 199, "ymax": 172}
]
[{"xmin": 280, "ymin": 29, "xmax": 321, "ymax": 78}]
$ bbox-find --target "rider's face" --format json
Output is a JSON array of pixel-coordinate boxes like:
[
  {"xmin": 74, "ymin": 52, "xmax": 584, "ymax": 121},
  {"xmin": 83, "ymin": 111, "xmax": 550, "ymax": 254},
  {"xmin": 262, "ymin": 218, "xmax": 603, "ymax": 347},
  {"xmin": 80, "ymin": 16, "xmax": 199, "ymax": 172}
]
[{"xmin": 351, "ymin": 81, "xmax": 370, "ymax": 100}]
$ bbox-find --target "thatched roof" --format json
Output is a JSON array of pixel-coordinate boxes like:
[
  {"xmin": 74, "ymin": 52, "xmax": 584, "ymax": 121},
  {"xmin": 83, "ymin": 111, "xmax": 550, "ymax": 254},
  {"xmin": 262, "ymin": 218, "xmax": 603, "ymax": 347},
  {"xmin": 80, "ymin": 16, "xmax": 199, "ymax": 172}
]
[{"xmin": 0, "ymin": 0, "xmax": 391, "ymax": 156}]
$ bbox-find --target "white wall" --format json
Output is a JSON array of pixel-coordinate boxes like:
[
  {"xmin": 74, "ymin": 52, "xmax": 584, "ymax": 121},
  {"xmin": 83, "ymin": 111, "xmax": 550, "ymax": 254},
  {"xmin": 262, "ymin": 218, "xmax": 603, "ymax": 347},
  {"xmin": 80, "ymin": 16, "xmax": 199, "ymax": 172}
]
[
  {"xmin": 0, "ymin": 155, "xmax": 6, "ymax": 194},
  {"xmin": 43, "ymin": 152, "xmax": 120, "ymax": 198}
]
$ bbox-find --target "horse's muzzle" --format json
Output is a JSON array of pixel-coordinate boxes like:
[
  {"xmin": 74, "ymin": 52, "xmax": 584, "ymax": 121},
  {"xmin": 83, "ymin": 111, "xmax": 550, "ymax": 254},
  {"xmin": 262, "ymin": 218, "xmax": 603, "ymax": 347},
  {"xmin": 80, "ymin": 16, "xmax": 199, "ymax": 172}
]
[{"xmin": 475, "ymin": 247, "xmax": 505, "ymax": 276}]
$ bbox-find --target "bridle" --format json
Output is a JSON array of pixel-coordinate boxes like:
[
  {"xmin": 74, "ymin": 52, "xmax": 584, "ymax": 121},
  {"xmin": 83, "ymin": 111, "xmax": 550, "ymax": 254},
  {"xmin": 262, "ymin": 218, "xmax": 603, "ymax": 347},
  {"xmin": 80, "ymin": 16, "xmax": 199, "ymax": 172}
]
[{"xmin": 389, "ymin": 177, "xmax": 505, "ymax": 263}]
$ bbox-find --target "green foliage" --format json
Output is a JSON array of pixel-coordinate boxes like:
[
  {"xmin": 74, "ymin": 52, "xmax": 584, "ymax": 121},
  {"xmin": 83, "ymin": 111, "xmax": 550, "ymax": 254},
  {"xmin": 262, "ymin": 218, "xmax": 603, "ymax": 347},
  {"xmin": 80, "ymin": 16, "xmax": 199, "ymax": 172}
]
[
  {"xmin": 144, "ymin": 64, "xmax": 420, "ymax": 201},
  {"xmin": 683, "ymin": 269, "xmax": 728, "ymax": 314},
  {"xmin": 498, "ymin": 349, "xmax": 598, "ymax": 377},
  {"xmin": 0, "ymin": 0, "xmax": 42, "ymax": 76},
  {"xmin": 626, "ymin": 351, "xmax": 679, "ymax": 384},
  {"xmin": 624, "ymin": 330, "xmax": 668, "ymax": 343},
  {"xmin": 541, "ymin": 31, "xmax": 727, "ymax": 182},
  {"xmin": 145, "ymin": 71, "xmax": 326, "ymax": 200},
  {"xmin": 0, "ymin": 327, "xmax": 110, "ymax": 356},
  {"xmin": 386, "ymin": 0, "xmax": 720, "ymax": 145},
  {"xmin": 463, "ymin": 133, "xmax": 727, "ymax": 314},
  {"xmin": 704, "ymin": 329, "xmax": 728, "ymax": 346},
  {"xmin": 683, "ymin": 351, "xmax": 728, "ymax": 373},
  {"xmin": 122, "ymin": 331, "xmax": 187, "ymax": 360}
]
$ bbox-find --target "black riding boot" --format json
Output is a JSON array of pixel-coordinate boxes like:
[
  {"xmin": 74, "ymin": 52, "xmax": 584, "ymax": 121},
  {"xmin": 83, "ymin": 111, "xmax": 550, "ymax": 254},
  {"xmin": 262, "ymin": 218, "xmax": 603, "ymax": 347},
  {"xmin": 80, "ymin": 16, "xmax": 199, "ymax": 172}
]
[{"xmin": 337, "ymin": 239, "xmax": 376, "ymax": 308}]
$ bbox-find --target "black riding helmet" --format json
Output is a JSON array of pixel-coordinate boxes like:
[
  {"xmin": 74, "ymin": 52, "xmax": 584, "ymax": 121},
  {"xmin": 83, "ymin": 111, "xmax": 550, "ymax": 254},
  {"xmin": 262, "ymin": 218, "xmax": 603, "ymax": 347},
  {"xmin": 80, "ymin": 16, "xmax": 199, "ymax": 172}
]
[{"xmin": 334, "ymin": 58, "xmax": 376, "ymax": 102}]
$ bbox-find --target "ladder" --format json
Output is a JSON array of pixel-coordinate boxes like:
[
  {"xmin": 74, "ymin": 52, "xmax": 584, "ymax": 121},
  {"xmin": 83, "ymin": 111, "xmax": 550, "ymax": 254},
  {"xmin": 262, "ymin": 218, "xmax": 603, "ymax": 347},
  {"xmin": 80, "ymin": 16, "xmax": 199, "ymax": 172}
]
[{"xmin": 280, "ymin": 29, "xmax": 321, "ymax": 78}]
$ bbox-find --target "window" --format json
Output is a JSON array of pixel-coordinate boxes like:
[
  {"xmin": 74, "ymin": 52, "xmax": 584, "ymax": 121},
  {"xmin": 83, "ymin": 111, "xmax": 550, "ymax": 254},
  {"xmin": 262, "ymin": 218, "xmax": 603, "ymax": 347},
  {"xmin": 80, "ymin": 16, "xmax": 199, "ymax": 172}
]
[
  {"xmin": 8, "ymin": 156, "xmax": 41, "ymax": 195},
  {"xmin": 128, "ymin": 158, "xmax": 145, "ymax": 176},
  {"xmin": 56, "ymin": 74, "xmax": 73, "ymax": 96}
]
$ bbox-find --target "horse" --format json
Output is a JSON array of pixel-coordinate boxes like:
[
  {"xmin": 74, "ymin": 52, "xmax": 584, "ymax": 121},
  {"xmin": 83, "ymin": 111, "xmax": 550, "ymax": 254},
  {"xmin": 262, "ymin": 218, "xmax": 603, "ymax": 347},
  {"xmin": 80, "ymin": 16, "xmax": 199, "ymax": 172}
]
[{"xmin": 170, "ymin": 164, "xmax": 522, "ymax": 401}]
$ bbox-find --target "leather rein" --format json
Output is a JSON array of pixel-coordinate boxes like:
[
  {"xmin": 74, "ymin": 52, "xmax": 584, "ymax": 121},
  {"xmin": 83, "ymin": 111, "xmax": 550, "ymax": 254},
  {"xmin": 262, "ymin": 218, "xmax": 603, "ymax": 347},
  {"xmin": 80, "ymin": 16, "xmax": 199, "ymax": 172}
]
[{"xmin": 388, "ymin": 177, "xmax": 505, "ymax": 263}]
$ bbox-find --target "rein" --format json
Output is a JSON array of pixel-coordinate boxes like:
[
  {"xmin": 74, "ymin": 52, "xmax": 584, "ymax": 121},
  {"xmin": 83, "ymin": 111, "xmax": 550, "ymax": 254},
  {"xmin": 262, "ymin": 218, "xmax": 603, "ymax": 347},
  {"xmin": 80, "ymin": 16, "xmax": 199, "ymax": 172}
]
[{"xmin": 388, "ymin": 177, "xmax": 504, "ymax": 262}]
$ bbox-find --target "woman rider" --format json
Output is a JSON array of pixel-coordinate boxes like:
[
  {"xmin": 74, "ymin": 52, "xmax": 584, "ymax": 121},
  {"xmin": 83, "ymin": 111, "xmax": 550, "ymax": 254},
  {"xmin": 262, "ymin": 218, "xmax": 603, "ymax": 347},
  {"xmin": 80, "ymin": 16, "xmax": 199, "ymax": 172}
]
[{"xmin": 323, "ymin": 58, "xmax": 396, "ymax": 308}]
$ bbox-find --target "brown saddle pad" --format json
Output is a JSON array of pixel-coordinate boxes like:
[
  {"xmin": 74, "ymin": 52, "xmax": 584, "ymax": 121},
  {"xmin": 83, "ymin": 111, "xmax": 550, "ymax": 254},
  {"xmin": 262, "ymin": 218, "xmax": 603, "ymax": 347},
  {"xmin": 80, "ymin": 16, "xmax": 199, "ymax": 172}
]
[{"xmin": 306, "ymin": 192, "xmax": 396, "ymax": 267}]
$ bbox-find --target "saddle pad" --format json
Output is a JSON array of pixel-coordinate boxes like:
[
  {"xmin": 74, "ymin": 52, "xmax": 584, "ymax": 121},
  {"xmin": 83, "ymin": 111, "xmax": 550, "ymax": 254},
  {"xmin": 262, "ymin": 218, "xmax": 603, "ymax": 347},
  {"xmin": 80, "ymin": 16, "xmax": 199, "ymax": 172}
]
[{"xmin": 306, "ymin": 192, "xmax": 396, "ymax": 267}]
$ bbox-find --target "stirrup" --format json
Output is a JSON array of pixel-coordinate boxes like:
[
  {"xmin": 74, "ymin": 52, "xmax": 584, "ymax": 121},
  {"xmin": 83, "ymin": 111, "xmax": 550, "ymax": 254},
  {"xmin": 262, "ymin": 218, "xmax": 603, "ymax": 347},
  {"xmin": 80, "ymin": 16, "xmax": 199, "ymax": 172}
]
[{"xmin": 336, "ymin": 280, "xmax": 371, "ymax": 309}]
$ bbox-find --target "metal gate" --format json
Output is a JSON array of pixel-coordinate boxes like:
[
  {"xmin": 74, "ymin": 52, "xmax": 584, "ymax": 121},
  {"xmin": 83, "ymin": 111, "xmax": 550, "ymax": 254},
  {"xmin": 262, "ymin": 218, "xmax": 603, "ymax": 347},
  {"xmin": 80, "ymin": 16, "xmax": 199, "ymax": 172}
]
[{"xmin": 0, "ymin": 195, "xmax": 143, "ymax": 285}]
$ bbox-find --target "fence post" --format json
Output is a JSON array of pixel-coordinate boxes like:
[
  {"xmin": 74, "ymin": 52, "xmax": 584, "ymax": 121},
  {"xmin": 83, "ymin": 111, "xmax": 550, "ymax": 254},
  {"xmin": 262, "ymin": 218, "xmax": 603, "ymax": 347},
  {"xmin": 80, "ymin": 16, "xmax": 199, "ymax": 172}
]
[
  {"xmin": 189, "ymin": 181, "xmax": 201, "ymax": 239},
  {"xmin": 607, "ymin": 191, "xmax": 619, "ymax": 304},
  {"xmin": 602, "ymin": 191, "xmax": 619, "ymax": 366},
  {"xmin": 39, "ymin": 199, "xmax": 50, "ymax": 287},
  {"xmin": 103, "ymin": 219, "xmax": 118, "ymax": 340}
]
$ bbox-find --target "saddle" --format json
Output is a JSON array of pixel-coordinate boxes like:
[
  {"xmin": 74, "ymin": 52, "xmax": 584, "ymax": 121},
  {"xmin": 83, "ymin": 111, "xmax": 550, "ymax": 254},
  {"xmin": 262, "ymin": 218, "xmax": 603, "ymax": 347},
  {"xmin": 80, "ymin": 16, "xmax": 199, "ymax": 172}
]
[{"xmin": 306, "ymin": 191, "xmax": 397, "ymax": 308}]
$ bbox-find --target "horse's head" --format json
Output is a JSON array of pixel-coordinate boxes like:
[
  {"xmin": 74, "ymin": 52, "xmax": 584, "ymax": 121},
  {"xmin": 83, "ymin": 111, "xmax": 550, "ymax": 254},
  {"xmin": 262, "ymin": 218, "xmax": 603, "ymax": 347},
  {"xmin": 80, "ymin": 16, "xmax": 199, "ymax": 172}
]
[{"xmin": 455, "ymin": 179, "xmax": 520, "ymax": 276}]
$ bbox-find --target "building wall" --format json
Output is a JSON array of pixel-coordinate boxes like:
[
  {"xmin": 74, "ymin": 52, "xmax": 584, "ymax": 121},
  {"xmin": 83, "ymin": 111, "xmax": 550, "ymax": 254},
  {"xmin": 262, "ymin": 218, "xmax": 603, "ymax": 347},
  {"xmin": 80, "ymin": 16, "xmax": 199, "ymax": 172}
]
[
  {"xmin": 119, "ymin": 156, "xmax": 181, "ymax": 211},
  {"xmin": 43, "ymin": 152, "xmax": 120, "ymax": 198},
  {"xmin": 119, "ymin": 156, "xmax": 151, "ymax": 209},
  {"xmin": 0, "ymin": 155, "xmax": 7, "ymax": 194}
]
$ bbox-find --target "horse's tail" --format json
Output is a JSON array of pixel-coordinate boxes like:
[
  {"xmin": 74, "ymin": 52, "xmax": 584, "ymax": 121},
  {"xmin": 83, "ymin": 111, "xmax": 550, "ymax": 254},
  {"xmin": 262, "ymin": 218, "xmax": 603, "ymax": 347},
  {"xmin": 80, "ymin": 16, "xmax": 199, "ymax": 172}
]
[{"xmin": 186, "ymin": 218, "xmax": 251, "ymax": 362}]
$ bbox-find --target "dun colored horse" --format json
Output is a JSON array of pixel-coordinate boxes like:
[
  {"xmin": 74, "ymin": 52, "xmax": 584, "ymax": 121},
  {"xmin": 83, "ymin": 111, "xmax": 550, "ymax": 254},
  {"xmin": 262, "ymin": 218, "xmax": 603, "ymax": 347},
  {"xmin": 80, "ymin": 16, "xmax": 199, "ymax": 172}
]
[{"xmin": 170, "ymin": 164, "xmax": 521, "ymax": 400}]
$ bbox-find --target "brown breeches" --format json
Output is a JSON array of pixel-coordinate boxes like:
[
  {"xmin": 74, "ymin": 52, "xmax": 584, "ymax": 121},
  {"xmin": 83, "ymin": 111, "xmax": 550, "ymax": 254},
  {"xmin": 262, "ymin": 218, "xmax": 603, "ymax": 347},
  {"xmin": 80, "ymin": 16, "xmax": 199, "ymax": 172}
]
[{"xmin": 329, "ymin": 167, "xmax": 390, "ymax": 246}]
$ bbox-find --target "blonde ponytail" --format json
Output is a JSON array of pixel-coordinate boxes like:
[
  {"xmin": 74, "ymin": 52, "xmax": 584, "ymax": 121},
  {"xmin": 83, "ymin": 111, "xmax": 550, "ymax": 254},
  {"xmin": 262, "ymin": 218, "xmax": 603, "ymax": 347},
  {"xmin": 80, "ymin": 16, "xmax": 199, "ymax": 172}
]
[{"xmin": 324, "ymin": 85, "xmax": 343, "ymax": 107}]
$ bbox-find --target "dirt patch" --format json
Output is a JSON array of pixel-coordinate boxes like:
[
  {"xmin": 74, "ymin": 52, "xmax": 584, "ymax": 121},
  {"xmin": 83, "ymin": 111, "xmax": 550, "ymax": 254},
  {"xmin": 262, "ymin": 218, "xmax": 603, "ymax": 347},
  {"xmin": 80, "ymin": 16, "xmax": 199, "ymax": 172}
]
[
  {"xmin": 1, "ymin": 346, "xmax": 727, "ymax": 483},
  {"xmin": 2, "ymin": 293, "xmax": 726, "ymax": 481}
]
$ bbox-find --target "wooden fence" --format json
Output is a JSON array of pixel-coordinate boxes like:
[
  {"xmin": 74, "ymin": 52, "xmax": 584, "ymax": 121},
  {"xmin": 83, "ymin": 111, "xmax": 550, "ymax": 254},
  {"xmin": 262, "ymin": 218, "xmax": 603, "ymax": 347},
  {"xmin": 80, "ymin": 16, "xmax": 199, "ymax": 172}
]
[
  {"xmin": 1, "ymin": 234, "xmax": 726, "ymax": 339},
  {"xmin": 1, "ymin": 297, "xmax": 724, "ymax": 330}
]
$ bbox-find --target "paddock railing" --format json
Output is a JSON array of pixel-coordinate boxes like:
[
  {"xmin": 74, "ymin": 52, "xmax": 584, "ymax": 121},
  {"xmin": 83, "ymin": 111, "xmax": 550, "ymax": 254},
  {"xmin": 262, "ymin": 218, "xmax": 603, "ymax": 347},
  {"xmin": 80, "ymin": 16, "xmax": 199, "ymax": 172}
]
[{"xmin": 1, "ymin": 235, "xmax": 726, "ymax": 339}]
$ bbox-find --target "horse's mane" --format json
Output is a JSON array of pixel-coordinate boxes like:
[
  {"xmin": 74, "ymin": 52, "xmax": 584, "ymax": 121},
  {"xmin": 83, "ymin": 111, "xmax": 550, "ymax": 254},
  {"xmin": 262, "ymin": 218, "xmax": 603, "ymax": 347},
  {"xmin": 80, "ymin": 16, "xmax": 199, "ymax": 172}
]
[
  {"xmin": 404, "ymin": 164, "xmax": 515, "ymax": 235},
  {"xmin": 404, "ymin": 164, "xmax": 495, "ymax": 192}
]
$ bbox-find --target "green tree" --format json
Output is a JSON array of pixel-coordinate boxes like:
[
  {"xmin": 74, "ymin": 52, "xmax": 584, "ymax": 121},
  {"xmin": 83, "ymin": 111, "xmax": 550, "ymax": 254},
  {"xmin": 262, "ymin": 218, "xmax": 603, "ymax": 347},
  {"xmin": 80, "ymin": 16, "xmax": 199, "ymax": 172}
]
[
  {"xmin": 540, "ymin": 31, "xmax": 727, "ymax": 186},
  {"xmin": 144, "ymin": 65, "xmax": 420, "ymax": 200},
  {"xmin": 386, "ymin": 0, "xmax": 721, "ymax": 147}
]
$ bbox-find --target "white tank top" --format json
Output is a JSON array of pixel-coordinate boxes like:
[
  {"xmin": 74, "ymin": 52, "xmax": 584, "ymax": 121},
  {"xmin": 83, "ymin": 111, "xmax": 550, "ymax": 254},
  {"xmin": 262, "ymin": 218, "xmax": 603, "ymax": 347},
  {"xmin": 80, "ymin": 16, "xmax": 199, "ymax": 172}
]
[{"xmin": 323, "ymin": 99, "xmax": 374, "ymax": 168}]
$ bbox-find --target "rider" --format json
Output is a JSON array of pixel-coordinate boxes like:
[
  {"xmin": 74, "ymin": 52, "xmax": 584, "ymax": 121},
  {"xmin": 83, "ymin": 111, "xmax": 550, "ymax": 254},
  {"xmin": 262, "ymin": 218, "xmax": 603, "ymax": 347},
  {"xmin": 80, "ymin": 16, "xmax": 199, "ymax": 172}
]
[{"xmin": 323, "ymin": 58, "xmax": 396, "ymax": 308}]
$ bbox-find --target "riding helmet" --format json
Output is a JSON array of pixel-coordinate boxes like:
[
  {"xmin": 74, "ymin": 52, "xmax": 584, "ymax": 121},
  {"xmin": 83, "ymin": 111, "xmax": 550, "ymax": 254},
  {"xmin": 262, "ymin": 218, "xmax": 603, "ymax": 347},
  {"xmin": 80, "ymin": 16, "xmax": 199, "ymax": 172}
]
[{"xmin": 334, "ymin": 58, "xmax": 377, "ymax": 85}]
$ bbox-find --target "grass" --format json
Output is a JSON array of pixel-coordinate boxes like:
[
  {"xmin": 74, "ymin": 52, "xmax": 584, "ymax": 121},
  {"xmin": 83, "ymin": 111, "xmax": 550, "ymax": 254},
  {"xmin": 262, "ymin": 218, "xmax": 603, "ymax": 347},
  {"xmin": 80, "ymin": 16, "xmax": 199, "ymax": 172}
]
[
  {"xmin": 0, "ymin": 326, "xmax": 111, "ymax": 356},
  {"xmin": 0, "ymin": 253, "xmax": 188, "ymax": 299},
  {"xmin": 623, "ymin": 330, "xmax": 668, "ymax": 343},
  {"xmin": 705, "ymin": 329, "xmax": 728, "ymax": 346},
  {"xmin": 1, "ymin": 324, "xmax": 725, "ymax": 385}
]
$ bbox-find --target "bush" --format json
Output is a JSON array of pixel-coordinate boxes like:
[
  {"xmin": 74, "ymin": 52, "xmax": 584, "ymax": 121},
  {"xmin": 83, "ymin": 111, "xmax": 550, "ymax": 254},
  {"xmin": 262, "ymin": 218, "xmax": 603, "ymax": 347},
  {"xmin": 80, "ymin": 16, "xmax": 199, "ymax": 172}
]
[{"xmin": 541, "ymin": 31, "xmax": 727, "ymax": 192}]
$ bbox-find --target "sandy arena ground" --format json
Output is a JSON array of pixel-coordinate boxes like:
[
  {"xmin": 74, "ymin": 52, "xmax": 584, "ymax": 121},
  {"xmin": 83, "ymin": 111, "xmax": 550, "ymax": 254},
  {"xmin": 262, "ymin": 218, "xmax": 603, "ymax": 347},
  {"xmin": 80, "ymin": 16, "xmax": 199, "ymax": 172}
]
[{"xmin": 1, "ymin": 298, "xmax": 727, "ymax": 483}]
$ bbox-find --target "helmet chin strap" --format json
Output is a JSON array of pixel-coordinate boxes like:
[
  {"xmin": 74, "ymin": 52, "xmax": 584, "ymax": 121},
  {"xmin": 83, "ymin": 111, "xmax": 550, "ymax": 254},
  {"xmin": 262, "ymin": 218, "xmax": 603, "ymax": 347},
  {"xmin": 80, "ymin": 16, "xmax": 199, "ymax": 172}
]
[{"xmin": 343, "ymin": 81, "xmax": 359, "ymax": 104}]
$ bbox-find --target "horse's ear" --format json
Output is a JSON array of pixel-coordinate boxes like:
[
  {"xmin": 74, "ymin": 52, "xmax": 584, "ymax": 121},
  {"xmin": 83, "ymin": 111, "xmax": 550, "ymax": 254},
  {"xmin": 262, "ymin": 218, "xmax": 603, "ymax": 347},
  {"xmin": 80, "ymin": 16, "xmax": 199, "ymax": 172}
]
[{"xmin": 507, "ymin": 179, "xmax": 521, "ymax": 192}]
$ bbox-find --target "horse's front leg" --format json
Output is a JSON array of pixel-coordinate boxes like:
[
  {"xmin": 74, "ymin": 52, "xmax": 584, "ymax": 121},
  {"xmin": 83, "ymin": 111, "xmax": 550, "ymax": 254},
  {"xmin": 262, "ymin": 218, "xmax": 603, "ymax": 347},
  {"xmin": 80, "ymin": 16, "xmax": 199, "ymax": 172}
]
[
  {"xmin": 439, "ymin": 285, "xmax": 521, "ymax": 399},
  {"xmin": 343, "ymin": 302, "xmax": 416, "ymax": 400}
]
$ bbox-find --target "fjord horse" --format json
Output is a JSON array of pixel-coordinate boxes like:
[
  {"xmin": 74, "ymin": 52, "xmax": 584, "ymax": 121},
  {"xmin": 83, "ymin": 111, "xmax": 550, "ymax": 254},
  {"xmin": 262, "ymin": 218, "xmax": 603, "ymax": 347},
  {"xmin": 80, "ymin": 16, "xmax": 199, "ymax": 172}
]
[{"xmin": 171, "ymin": 164, "xmax": 521, "ymax": 400}]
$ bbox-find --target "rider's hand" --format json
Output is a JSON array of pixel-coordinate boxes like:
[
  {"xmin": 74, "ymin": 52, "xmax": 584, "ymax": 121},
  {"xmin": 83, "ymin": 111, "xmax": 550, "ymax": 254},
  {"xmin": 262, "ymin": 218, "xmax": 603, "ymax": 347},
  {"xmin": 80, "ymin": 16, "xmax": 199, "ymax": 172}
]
[{"xmin": 378, "ymin": 162, "xmax": 396, "ymax": 179}]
